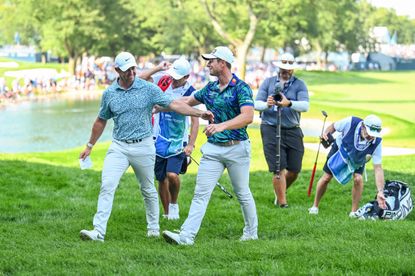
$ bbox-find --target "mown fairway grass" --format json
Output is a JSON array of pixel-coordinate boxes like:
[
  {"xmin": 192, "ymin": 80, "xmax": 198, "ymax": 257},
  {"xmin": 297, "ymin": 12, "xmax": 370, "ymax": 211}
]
[{"xmin": 1, "ymin": 70, "xmax": 415, "ymax": 274}]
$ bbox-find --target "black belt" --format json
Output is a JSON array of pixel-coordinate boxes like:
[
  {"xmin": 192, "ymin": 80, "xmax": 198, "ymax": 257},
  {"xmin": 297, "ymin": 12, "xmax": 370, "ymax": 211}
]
[
  {"xmin": 281, "ymin": 126, "xmax": 300, "ymax": 130},
  {"xmin": 209, "ymin": 140, "xmax": 240, "ymax": 147},
  {"xmin": 122, "ymin": 139, "xmax": 143, "ymax": 144}
]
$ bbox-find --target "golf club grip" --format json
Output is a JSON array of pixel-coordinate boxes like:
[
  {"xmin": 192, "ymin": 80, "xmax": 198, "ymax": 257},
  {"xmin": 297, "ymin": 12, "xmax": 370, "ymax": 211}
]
[
  {"xmin": 216, "ymin": 183, "xmax": 233, "ymax": 198},
  {"xmin": 308, "ymin": 163, "xmax": 317, "ymax": 197}
]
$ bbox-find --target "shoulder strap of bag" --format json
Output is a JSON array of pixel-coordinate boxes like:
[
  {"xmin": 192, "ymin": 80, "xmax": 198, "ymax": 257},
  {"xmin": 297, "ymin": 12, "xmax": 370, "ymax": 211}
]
[{"xmin": 183, "ymin": 85, "xmax": 195, "ymax": 97}]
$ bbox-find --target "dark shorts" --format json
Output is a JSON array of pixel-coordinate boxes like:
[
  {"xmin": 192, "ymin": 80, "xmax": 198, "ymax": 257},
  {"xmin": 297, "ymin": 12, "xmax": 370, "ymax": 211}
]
[
  {"xmin": 260, "ymin": 124, "xmax": 304, "ymax": 174},
  {"xmin": 323, "ymin": 143, "xmax": 364, "ymax": 175},
  {"xmin": 155, "ymin": 153, "xmax": 186, "ymax": 181}
]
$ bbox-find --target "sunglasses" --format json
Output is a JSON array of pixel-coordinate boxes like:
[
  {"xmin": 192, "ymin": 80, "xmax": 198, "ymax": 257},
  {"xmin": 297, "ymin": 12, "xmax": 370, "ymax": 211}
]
[
  {"xmin": 367, "ymin": 125, "xmax": 382, "ymax": 132},
  {"xmin": 281, "ymin": 60, "xmax": 294, "ymax": 64}
]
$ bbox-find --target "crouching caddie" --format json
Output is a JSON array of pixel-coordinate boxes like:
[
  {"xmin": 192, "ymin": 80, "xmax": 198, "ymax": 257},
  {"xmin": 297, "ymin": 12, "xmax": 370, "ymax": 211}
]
[{"xmin": 309, "ymin": 114, "xmax": 387, "ymax": 217}]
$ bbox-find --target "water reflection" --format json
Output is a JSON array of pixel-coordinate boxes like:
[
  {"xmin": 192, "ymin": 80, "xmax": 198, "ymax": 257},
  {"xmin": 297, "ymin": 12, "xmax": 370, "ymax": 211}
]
[{"xmin": 0, "ymin": 95, "xmax": 113, "ymax": 153}]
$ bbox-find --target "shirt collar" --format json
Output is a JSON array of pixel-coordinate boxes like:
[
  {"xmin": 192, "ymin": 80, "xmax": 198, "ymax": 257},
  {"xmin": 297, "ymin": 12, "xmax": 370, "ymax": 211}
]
[
  {"xmin": 114, "ymin": 77, "xmax": 137, "ymax": 91},
  {"xmin": 214, "ymin": 73, "xmax": 239, "ymax": 88},
  {"xmin": 228, "ymin": 74, "xmax": 239, "ymax": 87},
  {"xmin": 277, "ymin": 75, "xmax": 295, "ymax": 85}
]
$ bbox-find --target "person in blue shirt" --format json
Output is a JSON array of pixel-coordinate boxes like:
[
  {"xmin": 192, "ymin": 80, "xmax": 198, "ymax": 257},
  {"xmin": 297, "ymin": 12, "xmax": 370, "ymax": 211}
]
[
  {"xmin": 79, "ymin": 52, "xmax": 213, "ymax": 242},
  {"xmin": 308, "ymin": 114, "xmax": 387, "ymax": 217},
  {"xmin": 254, "ymin": 53, "xmax": 309, "ymax": 208},
  {"xmin": 139, "ymin": 58, "xmax": 199, "ymax": 220}
]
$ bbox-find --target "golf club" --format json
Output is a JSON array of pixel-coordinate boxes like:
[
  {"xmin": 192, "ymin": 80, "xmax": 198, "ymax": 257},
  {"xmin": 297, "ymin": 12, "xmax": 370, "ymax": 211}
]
[
  {"xmin": 275, "ymin": 86, "xmax": 283, "ymax": 179},
  {"xmin": 188, "ymin": 155, "xmax": 233, "ymax": 199},
  {"xmin": 307, "ymin": 110, "xmax": 328, "ymax": 197}
]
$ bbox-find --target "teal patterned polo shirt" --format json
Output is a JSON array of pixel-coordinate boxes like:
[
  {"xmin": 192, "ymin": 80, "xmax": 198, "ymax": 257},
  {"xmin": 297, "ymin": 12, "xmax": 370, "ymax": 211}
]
[
  {"xmin": 99, "ymin": 77, "xmax": 172, "ymax": 140},
  {"xmin": 194, "ymin": 74, "xmax": 254, "ymax": 143}
]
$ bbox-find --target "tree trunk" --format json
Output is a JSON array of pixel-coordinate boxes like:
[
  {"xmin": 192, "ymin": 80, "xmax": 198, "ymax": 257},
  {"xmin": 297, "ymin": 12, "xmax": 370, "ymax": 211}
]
[
  {"xmin": 68, "ymin": 56, "xmax": 77, "ymax": 76},
  {"xmin": 200, "ymin": 0, "xmax": 258, "ymax": 80},
  {"xmin": 236, "ymin": 45, "xmax": 249, "ymax": 79},
  {"xmin": 260, "ymin": 46, "xmax": 266, "ymax": 63}
]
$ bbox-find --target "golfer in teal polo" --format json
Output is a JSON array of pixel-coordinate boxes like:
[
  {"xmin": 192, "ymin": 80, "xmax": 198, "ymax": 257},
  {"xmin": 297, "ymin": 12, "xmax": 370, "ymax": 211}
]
[{"xmin": 163, "ymin": 46, "xmax": 258, "ymax": 245}]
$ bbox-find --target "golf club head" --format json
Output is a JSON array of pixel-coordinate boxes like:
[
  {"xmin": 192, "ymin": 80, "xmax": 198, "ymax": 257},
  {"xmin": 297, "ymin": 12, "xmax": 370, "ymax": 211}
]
[{"xmin": 322, "ymin": 110, "xmax": 328, "ymax": 118}]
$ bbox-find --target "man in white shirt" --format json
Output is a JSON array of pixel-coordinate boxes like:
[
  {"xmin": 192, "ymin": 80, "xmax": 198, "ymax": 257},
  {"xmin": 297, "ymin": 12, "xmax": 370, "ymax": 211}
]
[
  {"xmin": 309, "ymin": 114, "xmax": 387, "ymax": 217},
  {"xmin": 139, "ymin": 58, "xmax": 199, "ymax": 220}
]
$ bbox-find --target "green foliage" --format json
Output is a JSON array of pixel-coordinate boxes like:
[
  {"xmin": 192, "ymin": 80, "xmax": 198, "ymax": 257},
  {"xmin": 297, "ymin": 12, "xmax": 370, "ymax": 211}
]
[{"xmin": 1, "ymin": 0, "xmax": 415, "ymax": 72}]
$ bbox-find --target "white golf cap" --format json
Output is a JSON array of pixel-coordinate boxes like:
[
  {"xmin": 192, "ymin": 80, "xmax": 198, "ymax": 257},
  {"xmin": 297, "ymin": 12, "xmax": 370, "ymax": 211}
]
[
  {"xmin": 114, "ymin": 52, "xmax": 137, "ymax": 72},
  {"xmin": 363, "ymin": 114, "xmax": 382, "ymax": 138},
  {"xmin": 166, "ymin": 58, "xmax": 191, "ymax": 80},
  {"xmin": 202, "ymin": 46, "xmax": 234, "ymax": 64},
  {"xmin": 275, "ymin": 52, "xmax": 297, "ymax": 70}
]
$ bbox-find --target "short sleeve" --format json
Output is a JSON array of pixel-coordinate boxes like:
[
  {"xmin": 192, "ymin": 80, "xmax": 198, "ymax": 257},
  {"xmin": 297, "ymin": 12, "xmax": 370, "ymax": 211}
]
[
  {"xmin": 98, "ymin": 90, "xmax": 112, "ymax": 120},
  {"xmin": 194, "ymin": 86, "xmax": 207, "ymax": 104},
  {"xmin": 150, "ymin": 83, "xmax": 173, "ymax": 107},
  {"xmin": 255, "ymin": 77, "xmax": 271, "ymax": 101},
  {"xmin": 372, "ymin": 141, "xmax": 382, "ymax": 164},
  {"xmin": 334, "ymin": 116, "xmax": 353, "ymax": 133},
  {"xmin": 296, "ymin": 81, "xmax": 309, "ymax": 102},
  {"xmin": 238, "ymin": 83, "xmax": 254, "ymax": 107}
]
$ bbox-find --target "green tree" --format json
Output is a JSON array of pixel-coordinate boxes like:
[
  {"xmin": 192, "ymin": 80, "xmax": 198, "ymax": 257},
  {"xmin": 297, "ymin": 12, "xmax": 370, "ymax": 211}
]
[
  {"xmin": 200, "ymin": 0, "xmax": 259, "ymax": 79},
  {"xmin": 141, "ymin": 0, "xmax": 223, "ymax": 58},
  {"xmin": 36, "ymin": 0, "xmax": 105, "ymax": 73},
  {"xmin": 0, "ymin": 0, "xmax": 41, "ymax": 46},
  {"xmin": 94, "ymin": 0, "xmax": 161, "ymax": 57}
]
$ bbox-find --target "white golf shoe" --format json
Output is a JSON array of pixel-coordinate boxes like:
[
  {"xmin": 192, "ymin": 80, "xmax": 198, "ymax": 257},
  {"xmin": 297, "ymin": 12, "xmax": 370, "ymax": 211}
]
[
  {"xmin": 239, "ymin": 233, "xmax": 258, "ymax": 242},
  {"xmin": 147, "ymin": 229, "xmax": 160, "ymax": 238},
  {"xmin": 162, "ymin": 230, "xmax": 194, "ymax": 245},
  {"xmin": 168, "ymin": 203, "xmax": 180, "ymax": 220},
  {"xmin": 80, "ymin": 229, "xmax": 104, "ymax": 242},
  {"xmin": 349, "ymin": 211, "xmax": 360, "ymax": 218},
  {"xmin": 308, "ymin": 206, "xmax": 319, "ymax": 215}
]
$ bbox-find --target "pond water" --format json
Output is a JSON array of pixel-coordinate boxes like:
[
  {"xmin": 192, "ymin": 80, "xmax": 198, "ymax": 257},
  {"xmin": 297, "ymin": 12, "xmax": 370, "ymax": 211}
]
[
  {"xmin": 0, "ymin": 94, "xmax": 322, "ymax": 153},
  {"xmin": 0, "ymin": 94, "xmax": 113, "ymax": 153}
]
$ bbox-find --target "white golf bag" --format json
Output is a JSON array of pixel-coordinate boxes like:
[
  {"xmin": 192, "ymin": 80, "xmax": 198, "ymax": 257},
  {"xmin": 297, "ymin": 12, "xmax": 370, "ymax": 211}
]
[{"xmin": 357, "ymin": 180, "xmax": 413, "ymax": 220}]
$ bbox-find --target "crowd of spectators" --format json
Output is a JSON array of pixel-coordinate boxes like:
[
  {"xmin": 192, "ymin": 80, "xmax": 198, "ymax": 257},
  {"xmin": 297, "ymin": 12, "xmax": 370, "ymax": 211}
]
[{"xmin": 0, "ymin": 54, "xmax": 280, "ymax": 106}]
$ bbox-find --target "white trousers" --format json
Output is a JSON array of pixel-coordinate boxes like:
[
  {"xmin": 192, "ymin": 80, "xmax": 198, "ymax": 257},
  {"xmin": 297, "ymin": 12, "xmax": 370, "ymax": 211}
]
[
  {"xmin": 180, "ymin": 140, "xmax": 258, "ymax": 241},
  {"xmin": 93, "ymin": 137, "xmax": 159, "ymax": 235}
]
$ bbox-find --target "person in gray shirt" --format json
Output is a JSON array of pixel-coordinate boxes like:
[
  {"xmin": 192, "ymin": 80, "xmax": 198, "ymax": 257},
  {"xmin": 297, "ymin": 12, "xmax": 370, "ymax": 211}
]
[
  {"xmin": 79, "ymin": 51, "xmax": 213, "ymax": 242},
  {"xmin": 254, "ymin": 53, "xmax": 309, "ymax": 208}
]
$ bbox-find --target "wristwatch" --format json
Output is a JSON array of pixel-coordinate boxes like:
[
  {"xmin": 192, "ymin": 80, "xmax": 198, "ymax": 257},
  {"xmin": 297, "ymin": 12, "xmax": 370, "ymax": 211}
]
[
  {"xmin": 87, "ymin": 142, "xmax": 94, "ymax": 149},
  {"xmin": 288, "ymin": 100, "xmax": 293, "ymax": 107}
]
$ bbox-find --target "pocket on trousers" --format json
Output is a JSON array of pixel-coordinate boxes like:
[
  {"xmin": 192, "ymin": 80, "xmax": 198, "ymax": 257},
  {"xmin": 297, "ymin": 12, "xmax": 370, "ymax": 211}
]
[{"xmin": 243, "ymin": 140, "xmax": 251, "ymax": 158}]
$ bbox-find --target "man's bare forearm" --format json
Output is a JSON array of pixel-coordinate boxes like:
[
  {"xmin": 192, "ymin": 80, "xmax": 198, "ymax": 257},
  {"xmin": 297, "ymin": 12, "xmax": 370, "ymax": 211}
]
[
  {"xmin": 188, "ymin": 117, "xmax": 199, "ymax": 147},
  {"xmin": 88, "ymin": 117, "xmax": 107, "ymax": 145},
  {"xmin": 374, "ymin": 164, "xmax": 385, "ymax": 192}
]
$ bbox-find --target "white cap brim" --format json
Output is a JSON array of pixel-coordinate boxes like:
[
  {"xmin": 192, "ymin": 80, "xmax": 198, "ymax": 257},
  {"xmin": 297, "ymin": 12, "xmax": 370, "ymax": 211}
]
[
  {"xmin": 166, "ymin": 68, "xmax": 186, "ymax": 80},
  {"xmin": 365, "ymin": 125, "xmax": 382, "ymax": 138},
  {"xmin": 118, "ymin": 61, "xmax": 138, "ymax": 72},
  {"xmin": 201, "ymin": 53, "xmax": 217, "ymax": 60},
  {"xmin": 275, "ymin": 61, "xmax": 297, "ymax": 70}
]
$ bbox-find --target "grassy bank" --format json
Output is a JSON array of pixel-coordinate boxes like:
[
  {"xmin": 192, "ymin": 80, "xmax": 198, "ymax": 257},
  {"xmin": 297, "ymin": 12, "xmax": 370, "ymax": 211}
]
[{"xmin": 1, "ymin": 128, "xmax": 414, "ymax": 275}]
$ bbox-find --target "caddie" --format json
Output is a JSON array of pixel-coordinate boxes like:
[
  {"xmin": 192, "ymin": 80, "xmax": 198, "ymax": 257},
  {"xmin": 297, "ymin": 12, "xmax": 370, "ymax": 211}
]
[{"xmin": 309, "ymin": 114, "xmax": 387, "ymax": 217}]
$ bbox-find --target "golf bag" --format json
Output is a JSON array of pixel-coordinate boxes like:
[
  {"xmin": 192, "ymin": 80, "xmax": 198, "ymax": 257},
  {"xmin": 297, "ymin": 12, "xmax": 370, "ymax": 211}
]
[{"xmin": 357, "ymin": 180, "xmax": 413, "ymax": 220}]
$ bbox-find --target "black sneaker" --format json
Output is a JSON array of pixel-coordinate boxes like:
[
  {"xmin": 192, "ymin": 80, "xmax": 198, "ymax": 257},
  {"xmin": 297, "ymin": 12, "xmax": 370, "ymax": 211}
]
[{"xmin": 279, "ymin": 204, "xmax": 289, "ymax": 208}]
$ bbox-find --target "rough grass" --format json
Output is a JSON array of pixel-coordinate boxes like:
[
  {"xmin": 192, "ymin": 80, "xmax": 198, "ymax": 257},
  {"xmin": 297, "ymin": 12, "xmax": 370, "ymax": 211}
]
[{"xmin": 1, "ymin": 128, "xmax": 414, "ymax": 275}]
